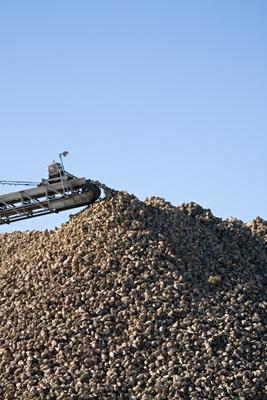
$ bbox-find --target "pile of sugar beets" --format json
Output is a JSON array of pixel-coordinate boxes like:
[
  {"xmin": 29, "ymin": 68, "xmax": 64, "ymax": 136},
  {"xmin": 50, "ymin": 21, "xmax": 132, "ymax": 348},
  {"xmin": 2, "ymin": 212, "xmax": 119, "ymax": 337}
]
[{"xmin": 0, "ymin": 191, "xmax": 266, "ymax": 399}]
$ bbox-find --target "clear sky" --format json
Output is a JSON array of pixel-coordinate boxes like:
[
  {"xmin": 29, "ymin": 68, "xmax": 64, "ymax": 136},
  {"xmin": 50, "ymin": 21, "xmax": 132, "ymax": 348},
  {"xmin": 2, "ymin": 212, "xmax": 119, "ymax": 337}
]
[{"xmin": 0, "ymin": 1, "xmax": 266, "ymax": 233}]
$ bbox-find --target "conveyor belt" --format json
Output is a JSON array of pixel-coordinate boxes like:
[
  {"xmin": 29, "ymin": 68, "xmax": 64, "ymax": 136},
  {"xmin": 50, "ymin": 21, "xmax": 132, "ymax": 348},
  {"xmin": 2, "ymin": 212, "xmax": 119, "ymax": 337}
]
[{"xmin": 0, "ymin": 179, "xmax": 101, "ymax": 225}]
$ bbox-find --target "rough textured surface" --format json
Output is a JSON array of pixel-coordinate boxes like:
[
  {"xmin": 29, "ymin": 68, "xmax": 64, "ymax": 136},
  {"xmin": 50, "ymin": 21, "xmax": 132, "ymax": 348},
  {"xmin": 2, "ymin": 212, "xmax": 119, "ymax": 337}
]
[{"xmin": 0, "ymin": 192, "xmax": 266, "ymax": 399}]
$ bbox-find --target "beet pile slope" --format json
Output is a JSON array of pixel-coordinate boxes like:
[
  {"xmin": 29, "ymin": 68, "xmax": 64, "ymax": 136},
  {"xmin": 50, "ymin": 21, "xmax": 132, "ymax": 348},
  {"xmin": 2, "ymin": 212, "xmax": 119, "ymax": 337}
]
[{"xmin": 0, "ymin": 192, "xmax": 266, "ymax": 400}]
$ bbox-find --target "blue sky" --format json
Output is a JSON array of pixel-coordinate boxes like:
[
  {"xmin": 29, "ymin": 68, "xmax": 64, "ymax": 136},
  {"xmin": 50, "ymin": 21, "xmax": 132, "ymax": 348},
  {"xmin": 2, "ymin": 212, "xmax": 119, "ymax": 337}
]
[{"xmin": 0, "ymin": 1, "xmax": 266, "ymax": 232}]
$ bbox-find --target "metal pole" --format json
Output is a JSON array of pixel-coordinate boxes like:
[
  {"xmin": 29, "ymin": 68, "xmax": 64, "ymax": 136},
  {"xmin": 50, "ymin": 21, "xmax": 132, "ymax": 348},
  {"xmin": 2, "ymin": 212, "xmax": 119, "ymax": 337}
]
[
  {"xmin": 59, "ymin": 153, "xmax": 65, "ymax": 196},
  {"xmin": 59, "ymin": 151, "xmax": 69, "ymax": 196},
  {"xmin": 59, "ymin": 153, "xmax": 65, "ymax": 174}
]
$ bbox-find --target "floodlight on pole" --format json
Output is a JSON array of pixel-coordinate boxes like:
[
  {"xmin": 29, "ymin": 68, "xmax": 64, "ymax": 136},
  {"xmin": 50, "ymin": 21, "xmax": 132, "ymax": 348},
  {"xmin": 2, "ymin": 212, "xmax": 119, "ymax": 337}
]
[
  {"xmin": 59, "ymin": 151, "xmax": 69, "ymax": 195},
  {"xmin": 59, "ymin": 151, "xmax": 69, "ymax": 174}
]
